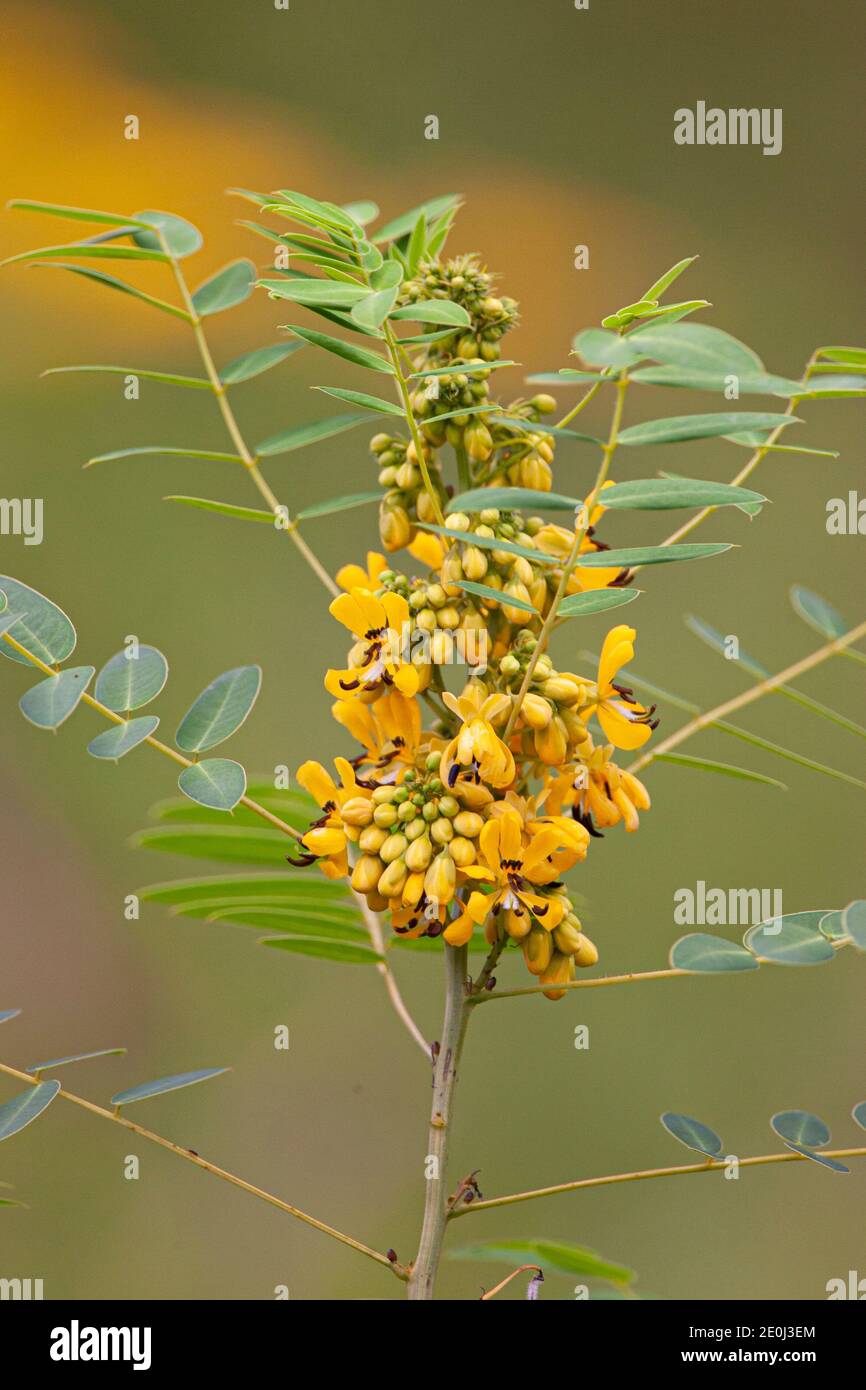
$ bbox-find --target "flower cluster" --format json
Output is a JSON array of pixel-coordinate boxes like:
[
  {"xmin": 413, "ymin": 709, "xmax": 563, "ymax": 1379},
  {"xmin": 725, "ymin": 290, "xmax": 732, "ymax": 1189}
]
[{"xmin": 296, "ymin": 252, "xmax": 656, "ymax": 998}]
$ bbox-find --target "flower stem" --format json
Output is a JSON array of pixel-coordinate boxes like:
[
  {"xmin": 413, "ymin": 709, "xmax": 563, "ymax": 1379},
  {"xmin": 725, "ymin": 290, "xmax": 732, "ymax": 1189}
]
[
  {"xmin": 382, "ymin": 319, "xmax": 447, "ymax": 527},
  {"xmin": 407, "ymin": 942, "xmax": 469, "ymax": 1300}
]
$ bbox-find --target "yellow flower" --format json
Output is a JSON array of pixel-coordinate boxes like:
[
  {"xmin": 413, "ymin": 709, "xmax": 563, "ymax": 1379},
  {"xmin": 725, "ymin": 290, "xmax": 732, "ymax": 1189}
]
[
  {"xmin": 581, "ymin": 625, "xmax": 658, "ymax": 750},
  {"xmin": 331, "ymin": 689, "xmax": 423, "ymax": 778},
  {"xmin": 546, "ymin": 748, "xmax": 651, "ymax": 835},
  {"xmin": 294, "ymin": 756, "xmax": 369, "ymax": 879},
  {"xmin": 440, "ymin": 683, "xmax": 515, "ymax": 790},
  {"xmin": 326, "ymin": 587, "xmax": 421, "ymax": 700},
  {"xmin": 408, "ymin": 531, "xmax": 447, "ymax": 570},
  {"xmin": 487, "ymin": 789, "xmax": 589, "ymax": 879},
  {"xmin": 443, "ymin": 810, "xmax": 567, "ymax": 945},
  {"xmin": 336, "ymin": 551, "xmax": 389, "ymax": 592}
]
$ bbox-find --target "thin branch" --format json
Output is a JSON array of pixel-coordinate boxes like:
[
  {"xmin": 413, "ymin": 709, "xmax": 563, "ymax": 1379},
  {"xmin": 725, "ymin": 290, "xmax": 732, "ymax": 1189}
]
[
  {"xmin": 355, "ymin": 889, "xmax": 430, "ymax": 1057},
  {"xmin": 627, "ymin": 618, "xmax": 866, "ymax": 776},
  {"xmin": 450, "ymin": 1146, "xmax": 866, "ymax": 1218},
  {"xmin": 382, "ymin": 318, "xmax": 446, "ymax": 527},
  {"xmin": 479, "ymin": 1264, "xmax": 542, "ymax": 1300},
  {"xmin": 0, "ymin": 1058, "xmax": 403, "ymax": 1277},
  {"xmin": 0, "ymin": 630, "xmax": 304, "ymax": 842},
  {"xmin": 160, "ymin": 234, "xmax": 339, "ymax": 599},
  {"xmin": 469, "ymin": 966, "xmax": 689, "ymax": 1005}
]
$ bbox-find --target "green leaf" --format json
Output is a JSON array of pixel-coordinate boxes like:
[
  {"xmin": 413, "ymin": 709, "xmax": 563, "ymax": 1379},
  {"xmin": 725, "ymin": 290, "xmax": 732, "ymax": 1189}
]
[
  {"xmin": 415, "ymin": 523, "xmax": 560, "ymax": 568},
  {"xmin": 449, "ymin": 486, "xmax": 579, "ymax": 514},
  {"xmin": 256, "ymin": 413, "xmax": 371, "ymax": 457},
  {"xmin": 31, "ymin": 263, "xmax": 192, "ymax": 322},
  {"xmin": 374, "ymin": 194, "xmax": 462, "ymax": 244},
  {"xmin": 660, "ymin": 1112, "xmax": 723, "ymax": 1157},
  {"xmin": 789, "ymin": 585, "xmax": 848, "ymax": 640},
  {"xmin": 413, "ymin": 360, "xmax": 516, "ymax": 380},
  {"xmin": 351, "ymin": 285, "xmax": 399, "ymax": 332},
  {"xmin": 654, "ymin": 752, "xmax": 786, "ymax": 790},
  {"xmin": 259, "ymin": 936, "xmax": 381, "ymax": 964},
  {"xmin": 88, "ymin": 716, "xmax": 160, "ymax": 761},
  {"xmin": 602, "ymin": 477, "xmax": 766, "ymax": 511},
  {"xmin": 575, "ymin": 543, "xmax": 732, "ymax": 568},
  {"xmin": 341, "ymin": 200, "xmax": 379, "ymax": 227},
  {"xmin": 389, "ymin": 300, "xmax": 471, "ymax": 327},
  {"xmin": 131, "ymin": 210, "xmax": 202, "ymax": 258},
  {"xmin": 295, "ymin": 491, "xmax": 382, "ymax": 522},
  {"xmin": 164, "ymin": 496, "xmax": 273, "ymax": 525},
  {"xmin": 312, "ymin": 386, "xmax": 402, "ymax": 417},
  {"xmin": 259, "ymin": 277, "xmax": 369, "ymax": 307},
  {"xmin": 669, "ymin": 933, "xmax": 760, "ymax": 973},
  {"xmin": 219, "ymin": 341, "xmax": 303, "ymax": 385},
  {"xmin": 28, "ymin": 1048, "xmax": 126, "ymax": 1075},
  {"xmin": 782, "ymin": 1142, "xmax": 849, "ymax": 1173},
  {"xmin": 111, "ymin": 1068, "xmax": 228, "ymax": 1108},
  {"xmin": 175, "ymin": 665, "xmax": 262, "ymax": 754},
  {"xmin": 816, "ymin": 345, "xmax": 866, "ymax": 366},
  {"xmin": 842, "ymin": 900, "xmax": 866, "ymax": 951},
  {"xmin": 0, "ymin": 576, "xmax": 77, "ymax": 666},
  {"xmin": 455, "ymin": 580, "xmax": 537, "ymax": 613},
  {"xmin": 132, "ymin": 824, "xmax": 291, "ymax": 864},
  {"xmin": 629, "ymin": 366, "xmax": 804, "ymax": 397},
  {"xmin": 85, "ymin": 446, "xmax": 242, "ymax": 468},
  {"xmin": 572, "ymin": 328, "xmax": 646, "ymax": 369},
  {"xmin": 19, "ymin": 666, "xmax": 94, "ymax": 729},
  {"xmin": 190, "ymin": 907, "xmax": 365, "ymax": 940},
  {"xmin": 558, "ymin": 589, "xmax": 642, "ymax": 618},
  {"xmin": 743, "ymin": 914, "xmax": 835, "ymax": 965},
  {"xmin": 1, "ymin": 242, "xmax": 168, "ymax": 269},
  {"xmin": 191, "ymin": 259, "xmax": 255, "ymax": 316},
  {"xmin": 771, "ymin": 1111, "xmax": 830, "ymax": 1147},
  {"xmin": 43, "ymin": 365, "xmax": 211, "ymax": 390},
  {"xmin": 628, "ymin": 322, "xmax": 763, "ymax": 374},
  {"xmin": 178, "ymin": 759, "xmax": 247, "ymax": 812},
  {"xmin": 406, "ymin": 213, "xmax": 427, "ymax": 275},
  {"xmin": 0, "ymin": 1081, "xmax": 61, "ymax": 1142},
  {"xmin": 7, "ymin": 198, "xmax": 150, "ymax": 228},
  {"xmin": 528, "ymin": 371, "xmax": 603, "ymax": 385},
  {"xmin": 617, "ymin": 413, "xmax": 796, "ymax": 446},
  {"xmin": 150, "ymin": 787, "xmax": 315, "ymax": 830},
  {"xmin": 282, "ymin": 323, "xmax": 392, "ymax": 373},
  {"xmin": 0, "ymin": 1010, "xmax": 22, "ymax": 1024},
  {"xmin": 449, "ymin": 1239, "xmax": 633, "ymax": 1285},
  {"xmin": 796, "ymin": 377, "xmax": 866, "ymax": 399},
  {"xmin": 95, "ymin": 645, "xmax": 168, "ymax": 712},
  {"xmin": 852, "ymin": 1101, "xmax": 866, "ymax": 1130},
  {"xmin": 139, "ymin": 872, "xmax": 350, "ymax": 907},
  {"xmin": 641, "ymin": 256, "xmax": 698, "ymax": 302}
]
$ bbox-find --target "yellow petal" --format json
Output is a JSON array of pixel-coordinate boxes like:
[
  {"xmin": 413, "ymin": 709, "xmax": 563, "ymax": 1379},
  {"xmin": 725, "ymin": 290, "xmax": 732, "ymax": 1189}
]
[
  {"xmin": 408, "ymin": 532, "xmax": 446, "ymax": 569},
  {"xmin": 598, "ymin": 701, "xmax": 652, "ymax": 751},
  {"xmin": 303, "ymin": 826, "xmax": 346, "ymax": 856},
  {"xmin": 598, "ymin": 624, "xmax": 636, "ymax": 693},
  {"xmin": 296, "ymin": 760, "xmax": 338, "ymax": 807},
  {"xmin": 393, "ymin": 663, "xmax": 420, "ymax": 696},
  {"xmin": 336, "ymin": 562, "xmax": 372, "ymax": 592}
]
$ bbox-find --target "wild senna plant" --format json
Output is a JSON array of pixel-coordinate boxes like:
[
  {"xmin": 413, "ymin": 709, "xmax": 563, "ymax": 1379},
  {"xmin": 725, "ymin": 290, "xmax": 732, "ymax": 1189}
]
[{"xmin": 1, "ymin": 191, "xmax": 865, "ymax": 1301}]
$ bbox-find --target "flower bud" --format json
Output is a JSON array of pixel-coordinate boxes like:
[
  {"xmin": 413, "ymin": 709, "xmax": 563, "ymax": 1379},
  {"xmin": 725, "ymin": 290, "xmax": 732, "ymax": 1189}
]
[
  {"xmin": 531, "ymin": 394, "xmax": 557, "ymax": 415},
  {"xmin": 523, "ymin": 925, "xmax": 553, "ymax": 976},
  {"xmin": 429, "ymin": 630, "xmax": 454, "ymax": 665},
  {"xmin": 405, "ymin": 835, "xmax": 434, "ymax": 872},
  {"xmin": 438, "ymin": 794, "xmax": 460, "ymax": 818},
  {"xmin": 462, "ymin": 545, "xmax": 488, "ymax": 581},
  {"xmin": 452, "ymin": 810, "xmax": 484, "ymax": 838},
  {"xmin": 380, "ymin": 833, "xmax": 409, "ymax": 864},
  {"xmin": 521, "ymin": 693, "xmax": 553, "ymax": 730},
  {"xmin": 572, "ymin": 933, "xmax": 599, "ymax": 968},
  {"xmin": 444, "ymin": 512, "xmax": 470, "ymax": 532},
  {"xmin": 534, "ymin": 714, "xmax": 568, "ymax": 766},
  {"xmin": 504, "ymin": 909, "xmax": 532, "ymax": 940},
  {"xmin": 542, "ymin": 676, "xmax": 581, "ymax": 706},
  {"xmin": 403, "ymin": 872, "xmax": 426, "ymax": 908},
  {"xmin": 373, "ymin": 803, "xmax": 399, "ymax": 829},
  {"xmin": 540, "ymin": 950, "xmax": 573, "ymax": 1001},
  {"xmin": 464, "ymin": 422, "xmax": 494, "ymax": 462},
  {"xmin": 379, "ymin": 503, "xmax": 411, "ymax": 552},
  {"xmin": 378, "ymin": 858, "xmax": 408, "ymax": 898},
  {"xmin": 352, "ymin": 855, "xmax": 384, "ymax": 894},
  {"xmin": 430, "ymin": 817, "xmax": 454, "ymax": 845},
  {"xmin": 416, "ymin": 490, "xmax": 439, "ymax": 524},
  {"xmin": 502, "ymin": 582, "xmax": 533, "ymax": 624},
  {"xmin": 405, "ymin": 817, "xmax": 428, "ymax": 841},
  {"xmin": 436, "ymin": 605, "xmax": 460, "ymax": 630},
  {"xmin": 424, "ymin": 852, "xmax": 456, "ymax": 905},
  {"xmin": 448, "ymin": 835, "xmax": 477, "ymax": 867},
  {"xmin": 358, "ymin": 824, "xmax": 388, "ymax": 854},
  {"xmin": 341, "ymin": 796, "xmax": 374, "ymax": 826}
]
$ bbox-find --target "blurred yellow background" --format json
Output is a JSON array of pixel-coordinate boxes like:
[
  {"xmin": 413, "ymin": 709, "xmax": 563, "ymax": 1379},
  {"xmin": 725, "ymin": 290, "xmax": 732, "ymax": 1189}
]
[{"xmin": 0, "ymin": 0, "xmax": 863, "ymax": 1299}]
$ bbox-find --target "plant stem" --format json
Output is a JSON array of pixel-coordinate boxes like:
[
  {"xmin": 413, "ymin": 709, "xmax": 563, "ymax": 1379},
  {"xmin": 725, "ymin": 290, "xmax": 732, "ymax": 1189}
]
[
  {"xmin": 450, "ymin": 1146, "xmax": 866, "ymax": 1218},
  {"xmin": 0, "ymin": 1058, "xmax": 403, "ymax": 1278},
  {"xmin": 160, "ymin": 236, "xmax": 339, "ymax": 599},
  {"xmin": 470, "ymin": 965, "xmax": 690, "ymax": 1004},
  {"xmin": 382, "ymin": 319, "xmax": 446, "ymax": 527},
  {"xmin": 503, "ymin": 371, "xmax": 629, "ymax": 742},
  {"xmin": 355, "ymin": 889, "xmax": 430, "ymax": 1058},
  {"xmin": 627, "ymin": 618, "xmax": 866, "ymax": 777},
  {"xmin": 0, "ymin": 630, "xmax": 304, "ymax": 842},
  {"xmin": 407, "ymin": 942, "xmax": 469, "ymax": 1300}
]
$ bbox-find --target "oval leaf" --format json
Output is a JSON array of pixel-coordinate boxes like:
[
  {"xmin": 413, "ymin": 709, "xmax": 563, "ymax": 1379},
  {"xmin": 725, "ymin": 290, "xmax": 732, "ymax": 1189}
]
[
  {"xmin": 312, "ymin": 386, "xmax": 403, "ymax": 417},
  {"xmin": 782, "ymin": 1142, "xmax": 849, "ymax": 1173},
  {"xmin": 0, "ymin": 577, "xmax": 77, "ymax": 666},
  {"xmin": 669, "ymin": 933, "xmax": 760, "ymax": 973},
  {"xmin": 0, "ymin": 1081, "xmax": 61, "ymax": 1142},
  {"xmin": 282, "ymin": 323, "xmax": 391, "ymax": 373},
  {"xmin": 19, "ymin": 666, "xmax": 94, "ymax": 729},
  {"xmin": 389, "ymin": 300, "xmax": 471, "ymax": 327},
  {"xmin": 572, "ymin": 328, "xmax": 646, "ymax": 369},
  {"xmin": 852, "ymin": 1102, "xmax": 866, "ymax": 1131},
  {"xmin": 770, "ymin": 1110, "xmax": 831, "ymax": 1147},
  {"xmin": 449, "ymin": 487, "xmax": 579, "ymax": 514},
  {"xmin": 191, "ymin": 259, "xmax": 255, "ymax": 316},
  {"xmin": 660, "ymin": 1111, "xmax": 723, "ymax": 1157},
  {"xmin": 602, "ymin": 477, "xmax": 766, "ymax": 511},
  {"xmin": 178, "ymin": 759, "xmax": 247, "ymax": 812},
  {"xmin": 789, "ymin": 585, "xmax": 848, "ymax": 641},
  {"xmin": 88, "ymin": 715, "xmax": 160, "ymax": 761},
  {"xmin": 558, "ymin": 588, "xmax": 642, "ymax": 618},
  {"xmin": 132, "ymin": 210, "xmax": 202, "ymax": 258},
  {"xmin": 28, "ymin": 1048, "xmax": 126, "ymax": 1075},
  {"xmin": 575, "ymin": 543, "xmax": 732, "ymax": 568},
  {"xmin": 617, "ymin": 413, "xmax": 796, "ymax": 446},
  {"xmin": 628, "ymin": 322, "xmax": 763, "ymax": 374},
  {"xmin": 139, "ymin": 873, "xmax": 351, "ymax": 906},
  {"xmin": 111, "ymin": 1067, "xmax": 229, "ymax": 1108},
  {"xmin": 175, "ymin": 666, "xmax": 262, "ymax": 754},
  {"xmin": 296, "ymin": 491, "xmax": 382, "ymax": 522},
  {"xmin": 743, "ymin": 914, "xmax": 835, "ymax": 965},
  {"xmin": 450, "ymin": 1238, "xmax": 632, "ymax": 1285},
  {"xmin": 131, "ymin": 824, "xmax": 290, "ymax": 864},
  {"xmin": 256, "ymin": 413, "xmax": 371, "ymax": 457},
  {"xmin": 219, "ymin": 341, "xmax": 303, "ymax": 385},
  {"xmin": 259, "ymin": 277, "xmax": 368, "ymax": 308},
  {"xmin": 95, "ymin": 645, "xmax": 168, "ymax": 712}
]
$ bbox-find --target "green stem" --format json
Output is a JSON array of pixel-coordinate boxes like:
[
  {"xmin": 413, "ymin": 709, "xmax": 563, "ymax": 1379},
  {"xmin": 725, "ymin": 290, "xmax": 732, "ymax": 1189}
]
[
  {"xmin": 382, "ymin": 319, "xmax": 446, "ymax": 527},
  {"xmin": 407, "ymin": 943, "xmax": 469, "ymax": 1300}
]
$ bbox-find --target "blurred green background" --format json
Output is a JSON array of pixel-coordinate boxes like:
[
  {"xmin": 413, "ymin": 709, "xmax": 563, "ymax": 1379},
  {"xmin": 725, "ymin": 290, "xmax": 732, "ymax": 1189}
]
[{"xmin": 0, "ymin": 0, "xmax": 863, "ymax": 1300}]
